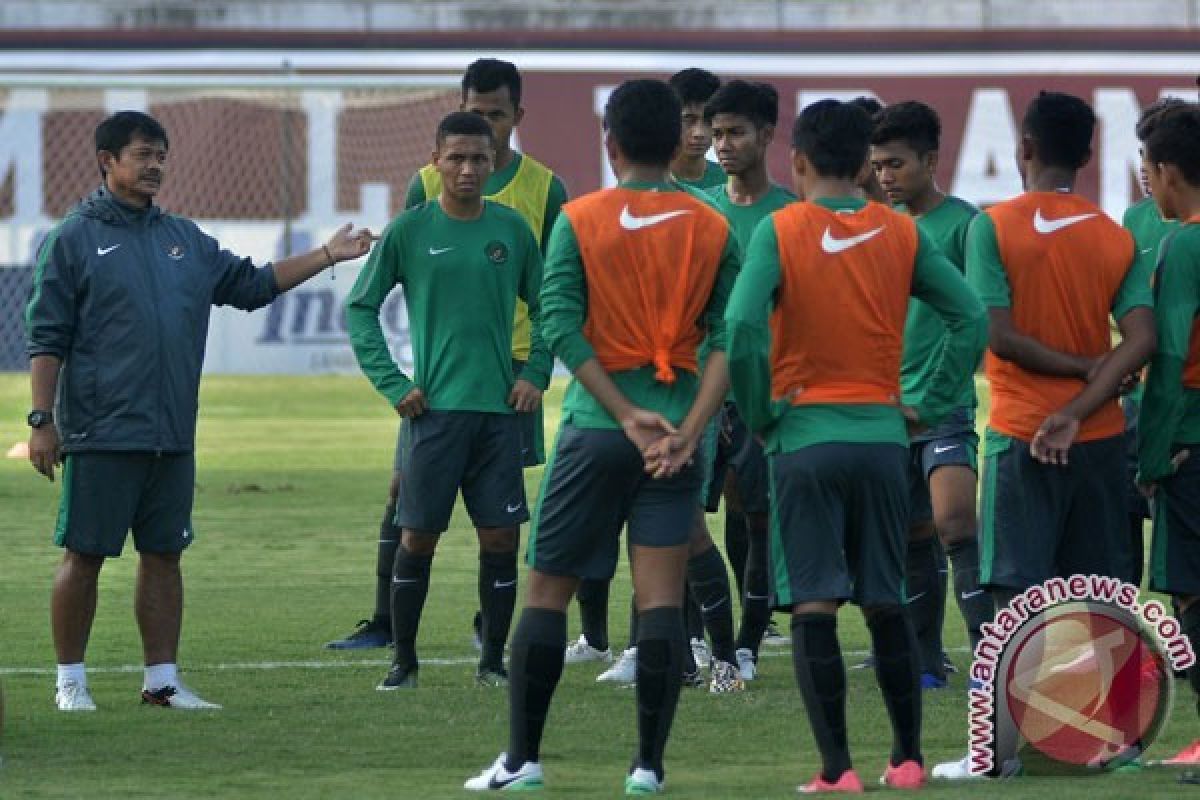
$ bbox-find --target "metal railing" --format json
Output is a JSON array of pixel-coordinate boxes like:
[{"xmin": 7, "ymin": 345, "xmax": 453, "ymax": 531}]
[{"xmin": 2, "ymin": 0, "xmax": 1198, "ymax": 31}]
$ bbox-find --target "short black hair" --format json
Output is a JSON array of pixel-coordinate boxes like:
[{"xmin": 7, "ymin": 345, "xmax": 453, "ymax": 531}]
[
  {"xmin": 668, "ymin": 68, "xmax": 721, "ymax": 107},
  {"xmin": 95, "ymin": 111, "xmax": 168, "ymax": 158},
  {"xmin": 1136, "ymin": 96, "xmax": 1190, "ymax": 142},
  {"xmin": 791, "ymin": 99, "xmax": 873, "ymax": 180},
  {"xmin": 1021, "ymin": 91, "xmax": 1095, "ymax": 171},
  {"xmin": 604, "ymin": 80, "xmax": 682, "ymax": 167},
  {"xmin": 435, "ymin": 111, "xmax": 496, "ymax": 147},
  {"xmin": 871, "ymin": 101, "xmax": 942, "ymax": 155},
  {"xmin": 1144, "ymin": 104, "xmax": 1200, "ymax": 187},
  {"xmin": 462, "ymin": 58, "xmax": 522, "ymax": 107},
  {"xmin": 848, "ymin": 96, "xmax": 883, "ymax": 118},
  {"xmin": 703, "ymin": 80, "xmax": 779, "ymax": 128}
]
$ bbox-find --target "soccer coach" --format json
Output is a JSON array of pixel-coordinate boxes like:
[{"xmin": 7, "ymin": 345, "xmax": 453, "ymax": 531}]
[{"xmin": 24, "ymin": 110, "xmax": 374, "ymax": 712}]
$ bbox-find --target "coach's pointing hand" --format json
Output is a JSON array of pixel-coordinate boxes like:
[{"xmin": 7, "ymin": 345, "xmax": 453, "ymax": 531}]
[{"xmin": 325, "ymin": 223, "xmax": 375, "ymax": 263}]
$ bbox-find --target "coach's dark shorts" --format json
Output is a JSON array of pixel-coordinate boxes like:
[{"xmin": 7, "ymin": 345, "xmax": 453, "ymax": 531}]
[
  {"xmin": 703, "ymin": 402, "xmax": 769, "ymax": 514},
  {"xmin": 54, "ymin": 452, "xmax": 195, "ymax": 558},
  {"xmin": 1148, "ymin": 446, "xmax": 1200, "ymax": 597},
  {"xmin": 908, "ymin": 407, "xmax": 979, "ymax": 525},
  {"xmin": 979, "ymin": 429, "xmax": 1131, "ymax": 591},
  {"xmin": 512, "ymin": 358, "xmax": 545, "ymax": 467},
  {"xmin": 393, "ymin": 411, "xmax": 528, "ymax": 534},
  {"xmin": 768, "ymin": 443, "xmax": 910, "ymax": 609},
  {"xmin": 528, "ymin": 423, "xmax": 702, "ymax": 581}
]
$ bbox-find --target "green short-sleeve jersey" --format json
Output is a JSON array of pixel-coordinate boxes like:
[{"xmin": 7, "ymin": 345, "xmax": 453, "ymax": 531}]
[
  {"xmin": 903, "ymin": 195, "xmax": 980, "ymax": 409},
  {"xmin": 673, "ymin": 160, "xmax": 726, "ymax": 190},
  {"xmin": 345, "ymin": 200, "xmax": 549, "ymax": 412},
  {"xmin": 1123, "ymin": 197, "xmax": 1179, "ymax": 407},
  {"xmin": 1138, "ymin": 222, "xmax": 1200, "ymax": 483}
]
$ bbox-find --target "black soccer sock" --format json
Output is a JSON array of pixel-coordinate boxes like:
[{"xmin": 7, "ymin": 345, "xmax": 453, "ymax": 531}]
[
  {"xmin": 687, "ymin": 545, "xmax": 736, "ymax": 665},
  {"xmin": 946, "ymin": 538, "xmax": 991, "ymax": 654},
  {"xmin": 635, "ymin": 607, "xmax": 685, "ymax": 782},
  {"xmin": 1181, "ymin": 602, "xmax": 1200, "ymax": 715},
  {"xmin": 684, "ymin": 582, "xmax": 705, "ymax": 642},
  {"xmin": 478, "ymin": 549, "xmax": 518, "ymax": 672},
  {"xmin": 736, "ymin": 514, "xmax": 771, "ymax": 656},
  {"xmin": 576, "ymin": 577, "xmax": 611, "ymax": 652},
  {"xmin": 905, "ymin": 536, "xmax": 945, "ymax": 678},
  {"xmin": 724, "ymin": 508, "xmax": 749, "ymax": 601},
  {"xmin": 867, "ymin": 606, "xmax": 923, "ymax": 766},
  {"xmin": 506, "ymin": 607, "xmax": 567, "ymax": 768},
  {"xmin": 373, "ymin": 502, "xmax": 399, "ymax": 625},
  {"xmin": 390, "ymin": 544, "xmax": 433, "ymax": 672},
  {"xmin": 791, "ymin": 613, "xmax": 852, "ymax": 783}
]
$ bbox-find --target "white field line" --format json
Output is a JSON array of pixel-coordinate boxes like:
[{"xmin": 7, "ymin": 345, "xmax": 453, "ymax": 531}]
[{"xmin": 0, "ymin": 646, "xmax": 973, "ymax": 676}]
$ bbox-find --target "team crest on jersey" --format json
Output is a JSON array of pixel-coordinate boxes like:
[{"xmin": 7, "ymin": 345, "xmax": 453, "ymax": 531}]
[
  {"xmin": 485, "ymin": 240, "xmax": 508, "ymax": 265},
  {"xmin": 167, "ymin": 245, "xmax": 185, "ymax": 260}
]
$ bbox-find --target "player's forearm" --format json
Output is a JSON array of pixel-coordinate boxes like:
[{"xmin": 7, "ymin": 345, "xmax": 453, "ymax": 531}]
[
  {"xmin": 345, "ymin": 306, "xmax": 414, "ymax": 406},
  {"xmin": 1137, "ymin": 354, "xmax": 1185, "ymax": 482},
  {"xmin": 30, "ymin": 355, "xmax": 61, "ymax": 410},
  {"xmin": 990, "ymin": 327, "xmax": 1093, "ymax": 380},
  {"xmin": 679, "ymin": 351, "xmax": 730, "ymax": 443},
  {"xmin": 726, "ymin": 320, "xmax": 775, "ymax": 434},
  {"xmin": 571, "ymin": 358, "xmax": 637, "ymax": 425},
  {"xmin": 1058, "ymin": 322, "xmax": 1156, "ymax": 425}
]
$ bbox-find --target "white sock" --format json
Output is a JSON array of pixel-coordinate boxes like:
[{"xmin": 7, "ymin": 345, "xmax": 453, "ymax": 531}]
[
  {"xmin": 57, "ymin": 662, "xmax": 86, "ymax": 689},
  {"xmin": 144, "ymin": 663, "xmax": 178, "ymax": 691}
]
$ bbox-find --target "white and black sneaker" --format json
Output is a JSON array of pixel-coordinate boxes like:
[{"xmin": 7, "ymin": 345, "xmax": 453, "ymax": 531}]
[
  {"xmin": 141, "ymin": 683, "xmax": 221, "ymax": 710},
  {"xmin": 564, "ymin": 634, "xmax": 614, "ymax": 665},
  {"xmin": 464, "ymin": 753, "xmax": 545, "ymax": 791},
  {"xmin": 597, "ymin": 647, "xmax": 637, "ymax": 684},
  {"xmin": 55, "ymin": 680, "xmax": 96, "ymax": 712},
  {"xmin": 735, "ymin": 647, "xmax": 757, "ymax": 681}
]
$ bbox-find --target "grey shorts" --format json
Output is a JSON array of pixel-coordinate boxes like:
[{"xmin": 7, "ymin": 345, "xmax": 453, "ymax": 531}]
[
  {"xmin": 54, "ymin": 452, "xmax": 195, "ymax": 557},
  {"xmin": 768, "ymin": 443, "xmax": 910, "ymax": 609},
  {"xmin": 979, "ymin": 429, "xmax": 1131, "ymax": 591},
  {"xmin": 393, "ymin": 411, "xmax": 528, "ymax": 534},
  {"xmin": 908, "ymin": 414, "xmax": 979, "ymax": 525},
  {"xmin": 527, "ymin": 423, "xmax": 702, "ymax": 581}
]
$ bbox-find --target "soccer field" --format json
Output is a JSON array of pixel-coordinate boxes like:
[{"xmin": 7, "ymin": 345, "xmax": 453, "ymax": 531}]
[{"xmin": 0, "ymin": 373, "xmax": 1192, "ymax": 798}]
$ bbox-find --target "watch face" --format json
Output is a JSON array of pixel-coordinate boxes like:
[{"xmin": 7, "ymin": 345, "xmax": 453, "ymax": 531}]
[{"xmin": 27, "ymin": 410, "xmax": 52, "ymax": 428}]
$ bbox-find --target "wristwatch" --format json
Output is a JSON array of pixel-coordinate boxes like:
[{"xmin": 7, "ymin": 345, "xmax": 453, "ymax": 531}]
[{"xmin": 27, "ymin": 409, "xmax": 53, "ymax": 428}]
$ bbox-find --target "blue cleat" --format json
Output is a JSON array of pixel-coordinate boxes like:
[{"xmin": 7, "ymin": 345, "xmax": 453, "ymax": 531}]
[
  {"xmin": 920, "ymin": 671, "xmax": 949, "ymax": 690},
  {"xmin": 325, "ymin": 618, "xmax": 392, "ymax": 650}
]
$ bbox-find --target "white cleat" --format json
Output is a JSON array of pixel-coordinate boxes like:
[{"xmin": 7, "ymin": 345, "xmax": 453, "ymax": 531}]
[
  {"xmin": 625, "ymin": 766, "xmax": 664, "ymax": 794},
  {"xmin": 597, "ymin": 647, "xmax": 638, "ymax": 684},
  {"xmin": 690, "ymin": 637, "xmax": 711, "ymax": 669},
  {"xmin": 464, "ymin": 753, "xmax": 545, "ymax": 791},
  {"xmin": 931, "ymin": 754, "xmax": 981, "ymax": 780},
  {"xmin": 564, "ymin": 634, "xmax": 614, "ymax": 665},
  {"xmin": 735, "ymin": 647, "xmax": 757, "ymax": 681},
  {"xmin": 708, "ymin": 659, "xmax": 745, "ymax": 694},
  {"xmin": 55, "ymin": 681, "xmax": 96, "ymax": 712},
  {"xmin": 141, "ymin": 683, "xmax": 222, "ymax": 710}
]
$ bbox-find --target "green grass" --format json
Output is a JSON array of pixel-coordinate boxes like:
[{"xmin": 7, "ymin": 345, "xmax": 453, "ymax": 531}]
[{"xmin": 0, "ymin": 374, "xmax": 1194, "ymax": 798}]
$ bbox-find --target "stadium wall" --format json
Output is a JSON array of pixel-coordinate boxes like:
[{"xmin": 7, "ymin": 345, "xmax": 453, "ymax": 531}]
[{"xmin": 0, "ymin": 38, "xmax": 1193, "ymax": 373}]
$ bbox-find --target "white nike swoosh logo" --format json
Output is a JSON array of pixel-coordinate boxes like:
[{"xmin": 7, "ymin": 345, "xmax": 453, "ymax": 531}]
[
  {"xmin": 97, "ymin": 244, "xmax": 120, "ymax": 256},
  {"xmin": 506, "ymin": 503, "xmax": 523, "ymax": 513},
  {"xmin": 392, "ymin": 578, "xmax": 418, "ymax": 585},
  {"xmin": 1140, "ymin": 247, "xmax": 1154, "ymax": 255},
  {"xmin": 428, "ymin": 246, "xmax": 454, "ymax": 255},
  {"xmin": 820, "ymin": 225, "xmax": 885, "ymax": 254},
  {"xmin": 905, "ymin": 591, "xmax": 927, "ymax": 604},
  {"xmin": 618, "ymin": 205, "xmax": 692, "ymax": 231},
  {"xmin": 493, "ymin": 579, "xmax": 517, "ymax": 589},
  {"xmin": 961, "ymin": 589, "xmax": 985, "ymax": 600},
  {"xmin": 699, "ymin": 598, "xmax": 728, "ymax": 614},
  {"xmin": 933, "ymin": 444, "xmax": 960, "ymax": 454},
  {"xmin": 1032, "ymin": 208, "xmax": 1097, "ymax": 234}
]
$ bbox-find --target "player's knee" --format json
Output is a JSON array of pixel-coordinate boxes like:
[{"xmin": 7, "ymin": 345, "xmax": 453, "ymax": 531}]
[
  {"xmin": 935, "ymin": 507, "xmax": 977, "ymax": 545},
  {"xmin": 477, "ymin": 527, "xmax": 518, "ymax": 553},
  {"xmin": 687, "ymin": 521, "xmax": 713, "ymax": 555},
  {"xmin": 139, "ymin": 551, "xmax": 182, "ymax": 575},
  {"xmin": 861, "ymin": 603, "xmax": 905, "ymax": 626},
  {"xmin": 908, "ymin": 520, "xmax": 937, "ymax": 543},
  {"xmin": 400, "ymin": 530, "xmax": 439, "ymax": 557}
]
